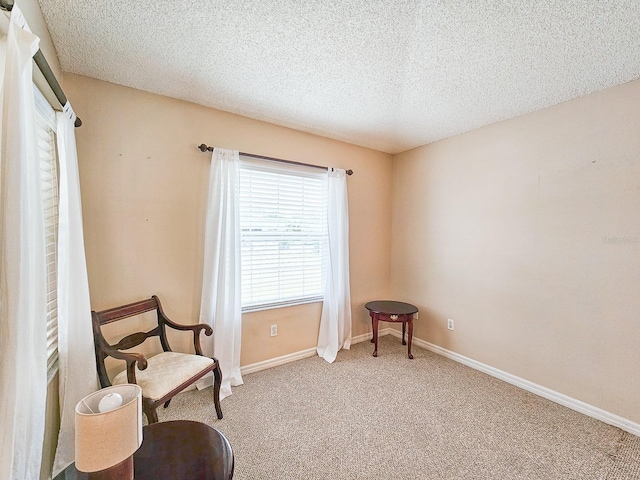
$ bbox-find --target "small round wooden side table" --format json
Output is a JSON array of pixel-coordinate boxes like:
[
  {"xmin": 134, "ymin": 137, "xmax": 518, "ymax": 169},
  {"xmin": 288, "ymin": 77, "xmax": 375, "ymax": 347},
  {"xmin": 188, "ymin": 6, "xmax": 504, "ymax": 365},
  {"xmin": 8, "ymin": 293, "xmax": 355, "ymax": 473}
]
[
  {"xmin": 365, "ymin": 300, "xmax": 418, "ymax": 359},
  {"xmin": 54, "ymin": 420, "xmax": 234, "ymax": 480}
]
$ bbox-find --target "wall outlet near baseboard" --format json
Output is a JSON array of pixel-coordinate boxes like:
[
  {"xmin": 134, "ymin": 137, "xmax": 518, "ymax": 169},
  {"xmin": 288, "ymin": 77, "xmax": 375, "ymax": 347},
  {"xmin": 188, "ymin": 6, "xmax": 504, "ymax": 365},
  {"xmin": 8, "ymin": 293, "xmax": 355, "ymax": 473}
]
[
  {"xmin": 447, "ymin": 319, "xmax": 455, "ymax": 330},
  {"xmin": 270, "ymin": 324, "xmax": 277, "ymax": 337}
]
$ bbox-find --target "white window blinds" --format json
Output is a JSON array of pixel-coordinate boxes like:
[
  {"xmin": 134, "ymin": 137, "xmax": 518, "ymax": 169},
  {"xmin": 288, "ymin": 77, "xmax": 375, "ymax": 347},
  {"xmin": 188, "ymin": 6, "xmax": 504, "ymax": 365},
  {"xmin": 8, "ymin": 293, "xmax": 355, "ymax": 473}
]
[
  {"xmin": 239, "ymin": 157, "xmax": 328, "ymax": 311},
  {"xmin": 34, "ymin": 88, "xmax": 59, "ymax": 380}
]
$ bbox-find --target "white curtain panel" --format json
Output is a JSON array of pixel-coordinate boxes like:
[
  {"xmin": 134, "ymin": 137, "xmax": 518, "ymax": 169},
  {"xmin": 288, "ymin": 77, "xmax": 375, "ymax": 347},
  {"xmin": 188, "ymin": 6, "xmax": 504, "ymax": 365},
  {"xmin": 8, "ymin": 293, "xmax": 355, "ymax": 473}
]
[
  {"xmin": 199, "ymin": 148, "xmax": 243, "ymax": 399},
  {"xmin": 0, "ymin": 5, "xmax": 48, "ymax": 479},
  {"xmin": 317, "ymin": 168, "xmax": 352, "ymax": 363},
  {"xmin": 52, "ymin": 103, "xmax": 99, "ymax": 477}
]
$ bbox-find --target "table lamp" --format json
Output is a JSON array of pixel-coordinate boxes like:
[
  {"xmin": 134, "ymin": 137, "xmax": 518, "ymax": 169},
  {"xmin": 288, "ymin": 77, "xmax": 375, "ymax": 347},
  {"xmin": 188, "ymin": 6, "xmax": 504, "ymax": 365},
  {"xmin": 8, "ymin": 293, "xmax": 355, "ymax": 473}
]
[{"xmin": 75, "ymin": 384, "xmax": 143, "ymax": 479}]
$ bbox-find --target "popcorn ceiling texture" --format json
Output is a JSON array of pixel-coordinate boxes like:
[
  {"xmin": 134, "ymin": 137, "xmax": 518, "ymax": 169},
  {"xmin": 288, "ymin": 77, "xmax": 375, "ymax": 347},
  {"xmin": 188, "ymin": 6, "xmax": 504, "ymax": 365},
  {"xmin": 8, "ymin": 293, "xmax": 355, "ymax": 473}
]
[{"xmin": 38, "ymin": 0, "xmax": 640, "ymax": 154}]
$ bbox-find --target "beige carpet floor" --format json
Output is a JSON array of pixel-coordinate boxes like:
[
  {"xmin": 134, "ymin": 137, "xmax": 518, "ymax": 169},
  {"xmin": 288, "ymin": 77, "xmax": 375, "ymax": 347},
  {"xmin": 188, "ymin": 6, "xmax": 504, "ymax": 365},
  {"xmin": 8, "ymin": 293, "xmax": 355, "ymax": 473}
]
[{"xmin": 158, "ymin": 336, "xmax": 640, "ymax": 479}]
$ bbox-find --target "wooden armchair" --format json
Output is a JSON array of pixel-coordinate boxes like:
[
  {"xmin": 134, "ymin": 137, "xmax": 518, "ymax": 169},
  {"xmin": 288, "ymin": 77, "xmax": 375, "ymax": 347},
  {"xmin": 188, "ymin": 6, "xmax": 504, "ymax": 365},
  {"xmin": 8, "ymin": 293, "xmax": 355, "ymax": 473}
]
[{"xmin": 91, "ymin": 295, "xmax": 223, "ymax": 423}]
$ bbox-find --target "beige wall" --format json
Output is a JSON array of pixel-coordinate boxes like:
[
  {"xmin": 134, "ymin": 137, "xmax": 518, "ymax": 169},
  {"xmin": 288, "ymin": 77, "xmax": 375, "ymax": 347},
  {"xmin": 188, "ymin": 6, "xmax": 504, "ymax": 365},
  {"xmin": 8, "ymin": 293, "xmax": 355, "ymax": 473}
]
[
  {"xmin": 391, "ymin": 79, "xmax": 640, "ymax": 422},
  {"xmin": 63, "ymin": 74, "xmax": 393, "ymax": 368}
]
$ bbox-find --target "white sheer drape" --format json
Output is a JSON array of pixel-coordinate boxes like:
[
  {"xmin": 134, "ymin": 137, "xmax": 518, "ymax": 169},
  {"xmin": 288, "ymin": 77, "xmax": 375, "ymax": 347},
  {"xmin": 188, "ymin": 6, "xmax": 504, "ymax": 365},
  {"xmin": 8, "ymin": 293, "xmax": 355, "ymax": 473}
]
[
  {"xmin": 317, "ymin": 168, "xmax": 352, "ymax": 363},
  {"xmin": 0, "ymin": 5, "xmax": 48, "ymax": 479},
  {"xmin": 52, "ymin": 103, "xmax": 99, "ymax": 477},
  {"xmin": 199, "ymin": 148, "xmax": 243, "ymax": 399}
]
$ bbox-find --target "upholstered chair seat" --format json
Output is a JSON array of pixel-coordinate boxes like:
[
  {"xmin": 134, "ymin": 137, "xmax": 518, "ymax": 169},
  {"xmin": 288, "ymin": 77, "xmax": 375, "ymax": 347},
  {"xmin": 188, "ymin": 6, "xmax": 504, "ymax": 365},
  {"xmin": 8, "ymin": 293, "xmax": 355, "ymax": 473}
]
[{"xmin": 112, "ymin": 352, "xmax": 214, "ymax": 401}]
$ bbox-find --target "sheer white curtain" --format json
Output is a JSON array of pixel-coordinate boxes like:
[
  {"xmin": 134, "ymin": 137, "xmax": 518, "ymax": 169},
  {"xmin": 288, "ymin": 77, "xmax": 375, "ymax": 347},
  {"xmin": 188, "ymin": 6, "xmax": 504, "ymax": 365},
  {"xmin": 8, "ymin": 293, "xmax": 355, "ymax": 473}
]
[
  {"xmin": 199, "ymin": 148, "xmax": 243, "ymax": 399},
  {"xmin": 0, "ymin": 5, "xmax": 48, "ymax": 479},
  {"xmin": 52, "ymin": 102, "xmax": 99, "ymax": 477},
  {"xmin": 317, "ymin": 168, "xmax": 352, "ymax": 363}
]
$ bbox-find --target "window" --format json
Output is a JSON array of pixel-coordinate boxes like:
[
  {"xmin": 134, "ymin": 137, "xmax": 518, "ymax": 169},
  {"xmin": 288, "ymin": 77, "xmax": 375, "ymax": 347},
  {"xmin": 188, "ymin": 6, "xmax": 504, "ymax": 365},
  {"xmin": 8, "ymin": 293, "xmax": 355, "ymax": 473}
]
[
  {"xmin": 34, "ymin": 87, "xmax": 59, "ymax": 381},
  {"xmin": 239, "ymin": 157, "xmax": 327, "ymax": 311}
]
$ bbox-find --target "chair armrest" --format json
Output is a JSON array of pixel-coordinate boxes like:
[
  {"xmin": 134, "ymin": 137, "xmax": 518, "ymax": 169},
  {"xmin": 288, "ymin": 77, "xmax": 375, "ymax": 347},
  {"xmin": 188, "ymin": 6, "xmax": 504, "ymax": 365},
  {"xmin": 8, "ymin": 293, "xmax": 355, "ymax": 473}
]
[
  {"xmin": 101, "ymin": 343, "xmax": 148, "ymax": 384},
  {"xmin": 164, "ymin": 321, "xmax": 213, "ymax": 356},
  {"xmin": 154, "ymin": 295, "xmax": 212, "ymax": 356}
]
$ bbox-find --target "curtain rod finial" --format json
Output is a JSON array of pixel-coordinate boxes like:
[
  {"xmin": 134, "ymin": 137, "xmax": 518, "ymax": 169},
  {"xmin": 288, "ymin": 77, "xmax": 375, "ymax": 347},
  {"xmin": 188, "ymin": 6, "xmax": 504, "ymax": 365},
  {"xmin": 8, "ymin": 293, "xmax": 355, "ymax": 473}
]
[
  {"xmin": 198, "ymin": 144, "xmax": 213, "ymax": 152},
  {"xmin": 346, "ymin": 169, "xmax": 353, "ymax": 176}
]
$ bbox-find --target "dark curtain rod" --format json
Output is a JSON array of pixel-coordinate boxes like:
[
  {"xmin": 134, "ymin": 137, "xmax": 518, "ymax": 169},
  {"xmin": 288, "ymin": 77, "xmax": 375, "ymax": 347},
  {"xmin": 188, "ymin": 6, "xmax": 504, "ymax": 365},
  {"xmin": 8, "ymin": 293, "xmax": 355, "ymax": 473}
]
[
  {"xmin": 0, "ymin": 0, "xmax": 82, "ymax": 127},
  {"xmin": 198, "ymin": 144, "xmax": 353, "ymax": 176}
]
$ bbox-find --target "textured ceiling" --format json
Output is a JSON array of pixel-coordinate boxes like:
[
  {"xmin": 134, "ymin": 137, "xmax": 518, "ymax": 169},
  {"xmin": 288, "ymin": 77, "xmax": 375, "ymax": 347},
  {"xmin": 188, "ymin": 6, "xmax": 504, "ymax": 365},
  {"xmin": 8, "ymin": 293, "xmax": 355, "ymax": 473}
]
[{"xmin": 38, "ymin": 0, "xmax": 640, "ymax": 154}]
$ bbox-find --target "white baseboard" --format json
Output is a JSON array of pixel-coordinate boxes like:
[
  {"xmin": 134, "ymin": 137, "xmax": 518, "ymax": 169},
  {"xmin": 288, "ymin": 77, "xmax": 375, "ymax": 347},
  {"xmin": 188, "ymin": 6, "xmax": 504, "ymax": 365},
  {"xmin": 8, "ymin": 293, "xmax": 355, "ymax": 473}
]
[
  {"xmin": 241, "ymin": 347, "xmax": 317, "ymax": 375},
  {"xmin": 386, "ymin": 329, "xmax": 640, "ymax": 437},
  {"xmin": 240, "ymin": 329, "xmax": 393, "ymax": 376},
  {"xmin": 350, "ymin": 328, "xmax": 392, "ymax": 345}
]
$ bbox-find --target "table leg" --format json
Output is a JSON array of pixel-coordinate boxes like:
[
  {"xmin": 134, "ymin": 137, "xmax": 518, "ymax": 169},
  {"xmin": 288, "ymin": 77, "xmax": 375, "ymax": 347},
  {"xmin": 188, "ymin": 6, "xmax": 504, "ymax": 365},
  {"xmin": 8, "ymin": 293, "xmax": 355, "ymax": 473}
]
[
  {"xmin": 370, "ymin": 313, "xmax": 375, "ymax": 343},
  {"xmin": 402, "ymin": 321, "xmax": 406, "ymax": 345},
  {"xmin": 407, "ymin": 318, "xmax": 414, "ymax": 359},
  {"xmin": 372, "ymin": 314, "xmax": 379, "ymax": 357}
]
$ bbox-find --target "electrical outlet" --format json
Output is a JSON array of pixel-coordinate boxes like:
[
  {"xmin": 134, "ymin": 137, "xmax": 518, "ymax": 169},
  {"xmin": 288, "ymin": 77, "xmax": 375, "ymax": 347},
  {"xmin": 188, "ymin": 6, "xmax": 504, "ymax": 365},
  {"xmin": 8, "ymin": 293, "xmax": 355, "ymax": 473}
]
[
  {"xmin": 270, "ymin": 324, "xmax": 277, "ymax": 337},
  {"xmin": 447, "ymin": 319, "xmax": 454, "ymax": 330}
]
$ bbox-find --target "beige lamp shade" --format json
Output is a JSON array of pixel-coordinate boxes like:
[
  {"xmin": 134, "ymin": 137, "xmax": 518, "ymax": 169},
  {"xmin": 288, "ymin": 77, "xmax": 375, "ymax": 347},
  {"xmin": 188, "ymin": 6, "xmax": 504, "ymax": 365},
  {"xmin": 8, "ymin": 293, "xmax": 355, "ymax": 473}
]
[{"xmin": 75, "ymin": 384, "xmax": 143, "ymax": 473}]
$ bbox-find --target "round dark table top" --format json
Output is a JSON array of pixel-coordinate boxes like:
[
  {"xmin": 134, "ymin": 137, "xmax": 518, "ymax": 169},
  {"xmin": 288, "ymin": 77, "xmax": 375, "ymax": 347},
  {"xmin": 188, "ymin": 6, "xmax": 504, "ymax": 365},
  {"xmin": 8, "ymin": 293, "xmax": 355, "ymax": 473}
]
[
  {"xmin": 136, "ymin": 420, "xmax": 233, "ymax": 479},
  {"xmin": 54, "ymin": 420, "xmax": 233, "ymax": 480},
  {"xmin": 365, "ymin": 300, "xmax": 418, "ymax": 315}
]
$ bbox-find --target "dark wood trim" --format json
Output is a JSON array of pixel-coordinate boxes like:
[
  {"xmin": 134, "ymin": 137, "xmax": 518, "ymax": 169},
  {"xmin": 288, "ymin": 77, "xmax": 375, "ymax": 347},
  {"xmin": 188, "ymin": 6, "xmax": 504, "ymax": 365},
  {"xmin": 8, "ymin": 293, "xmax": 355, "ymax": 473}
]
[{"xmin": 97, "ymin": 298, "xmax": 159, "ymax": 324}]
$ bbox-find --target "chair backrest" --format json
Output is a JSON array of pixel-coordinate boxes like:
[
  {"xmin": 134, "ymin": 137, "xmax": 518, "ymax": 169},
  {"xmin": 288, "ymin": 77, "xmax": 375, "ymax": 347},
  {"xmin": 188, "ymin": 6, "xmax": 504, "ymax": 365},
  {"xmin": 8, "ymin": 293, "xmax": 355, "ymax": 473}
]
[{"xmin": 91, "ymin": 296, "xmax": 172, "ymax": 388}]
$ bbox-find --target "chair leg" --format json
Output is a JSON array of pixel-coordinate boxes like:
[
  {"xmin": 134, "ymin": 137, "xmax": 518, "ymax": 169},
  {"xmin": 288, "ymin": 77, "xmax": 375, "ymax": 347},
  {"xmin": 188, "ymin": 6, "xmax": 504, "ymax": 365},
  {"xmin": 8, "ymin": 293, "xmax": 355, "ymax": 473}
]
[
  {"xmin": 213, "ymin": 360, "xmax": 223, "ymax": 419},
  {"xmin": 143, "ymin": 398, "xmax": 159, "ymax": 424}
]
